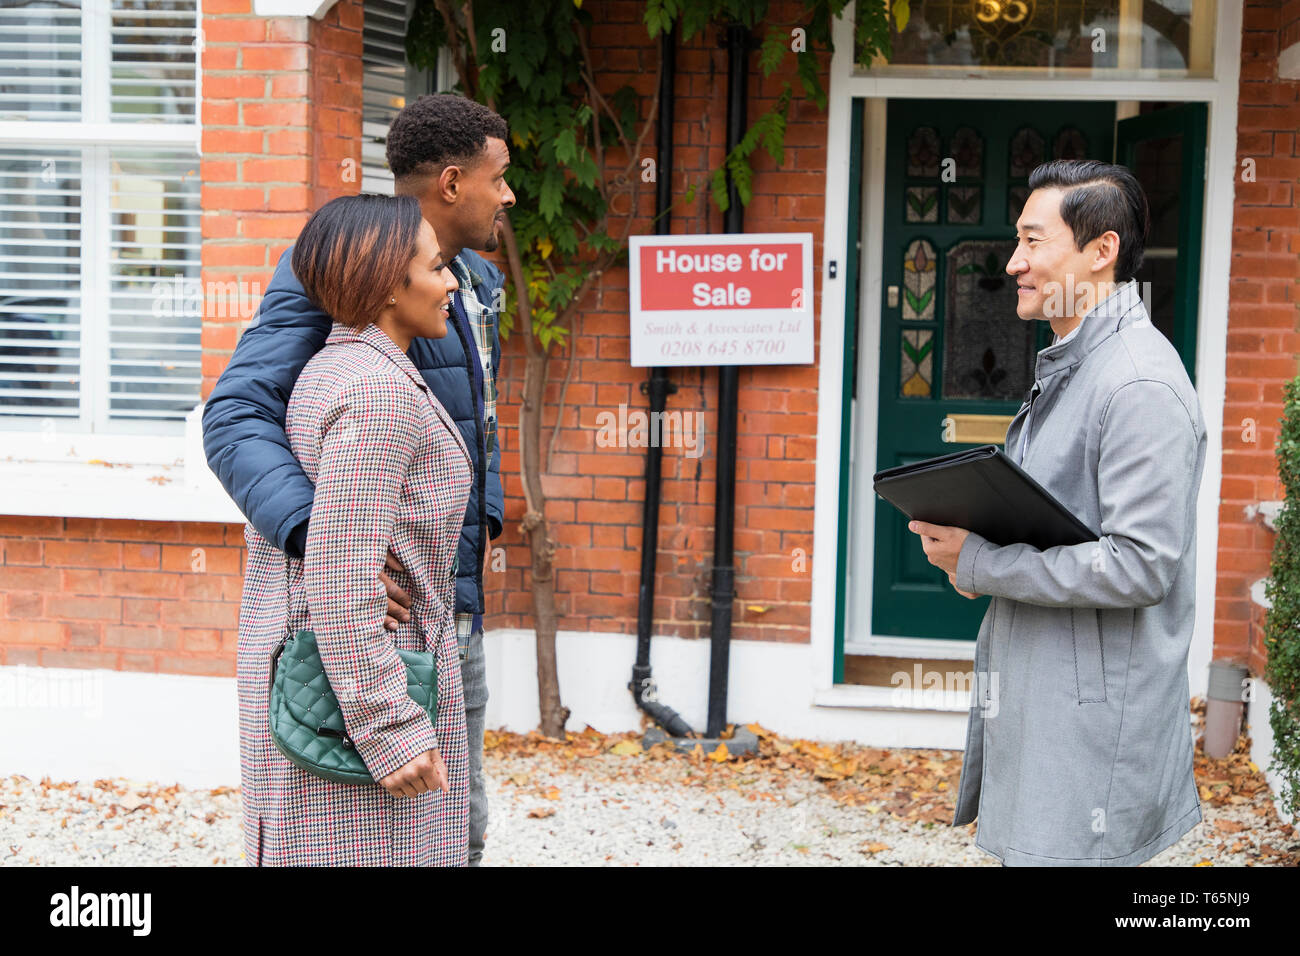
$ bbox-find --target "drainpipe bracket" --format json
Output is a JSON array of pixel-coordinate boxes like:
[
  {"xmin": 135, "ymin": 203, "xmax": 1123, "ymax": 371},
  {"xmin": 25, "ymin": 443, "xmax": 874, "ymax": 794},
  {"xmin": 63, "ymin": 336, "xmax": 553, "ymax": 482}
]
[{"xmin": 639, "ymin": 377, "xmax": 678, "ymax": 399}]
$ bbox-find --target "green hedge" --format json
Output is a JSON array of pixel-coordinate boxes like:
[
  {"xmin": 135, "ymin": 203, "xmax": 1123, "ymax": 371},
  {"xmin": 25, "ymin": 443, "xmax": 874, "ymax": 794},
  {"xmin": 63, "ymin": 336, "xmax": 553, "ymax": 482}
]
[{"xmin": 1264, "ymin": 376, "xmax": 1300, "ymax": 819}]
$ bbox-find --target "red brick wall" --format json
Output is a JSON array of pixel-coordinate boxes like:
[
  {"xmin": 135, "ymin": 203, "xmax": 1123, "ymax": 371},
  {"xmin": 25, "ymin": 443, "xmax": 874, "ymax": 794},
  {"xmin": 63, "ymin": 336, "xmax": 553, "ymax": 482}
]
[
  {"xmin": 482, "ymin": 1, "xmax": 825, "ymax": 641},
  {"xmin": 0, "ymin": 518, "xmax": 243, "ymax": 676},
  {"xmin": 1219, "ymin": 0, "xmax": 1300, "ymax": 676},
  {"xmin": 309, "ymin": 1, "xmax": 366, "ymax": 210},
  {"xmin": 1283, "ymin": 0, "xmax": 1300, "ymax": 51},
  {"xmin": 200, "ymin": 0, "xmax": 363, "ymax": 390}
]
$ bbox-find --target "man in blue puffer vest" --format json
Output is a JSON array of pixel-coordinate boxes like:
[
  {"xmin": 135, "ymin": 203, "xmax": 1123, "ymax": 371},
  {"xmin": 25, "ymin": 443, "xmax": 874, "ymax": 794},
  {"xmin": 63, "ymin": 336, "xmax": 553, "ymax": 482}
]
[{"xmin": 203, "ymin": 94, "xmax": 513, "ymax": 866}]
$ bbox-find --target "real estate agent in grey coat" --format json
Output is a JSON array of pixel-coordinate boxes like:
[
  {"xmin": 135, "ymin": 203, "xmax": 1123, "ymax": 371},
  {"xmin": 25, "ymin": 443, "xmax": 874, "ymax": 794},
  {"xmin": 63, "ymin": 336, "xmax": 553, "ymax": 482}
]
[{"xmin": 910, "ymin": 159, "xmax": 1208, "ymax": 866}]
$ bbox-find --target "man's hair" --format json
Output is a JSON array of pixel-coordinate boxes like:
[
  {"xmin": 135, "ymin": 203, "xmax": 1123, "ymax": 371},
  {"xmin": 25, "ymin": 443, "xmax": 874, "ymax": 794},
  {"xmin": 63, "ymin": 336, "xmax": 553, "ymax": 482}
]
[
  {"xmin": 1026, "ymin": 159, "xmax": 1150, "ymax": 283},
  {"xmin": 291, "ymin": 193, "xmax": 423, "ymax": 328},
  {"xmin": 385, "ymin": 93, "xmax": 509, "ymax": 183}
]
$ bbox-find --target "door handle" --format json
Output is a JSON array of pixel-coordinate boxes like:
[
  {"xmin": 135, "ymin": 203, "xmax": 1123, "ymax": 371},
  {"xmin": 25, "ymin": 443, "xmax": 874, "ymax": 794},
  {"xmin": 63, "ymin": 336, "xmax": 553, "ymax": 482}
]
[{"xmin": 941, "ymin": 413, "xmax": 1015, "ymax": 444}]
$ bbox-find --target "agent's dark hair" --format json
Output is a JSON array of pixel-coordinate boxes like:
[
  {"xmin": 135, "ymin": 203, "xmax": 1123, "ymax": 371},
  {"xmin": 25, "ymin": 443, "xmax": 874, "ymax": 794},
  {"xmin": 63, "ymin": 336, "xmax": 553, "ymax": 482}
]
[
  {"xmin": 1027, "ymin": 159, "xmax": 1150, "ymax": 283},
  {"xmin": 385, "ymin": 93, "xmax": 509, "ymax": 184},
  {"xmin": 291, "ymin": 193, "xmax": 423, "ymax": 328}
]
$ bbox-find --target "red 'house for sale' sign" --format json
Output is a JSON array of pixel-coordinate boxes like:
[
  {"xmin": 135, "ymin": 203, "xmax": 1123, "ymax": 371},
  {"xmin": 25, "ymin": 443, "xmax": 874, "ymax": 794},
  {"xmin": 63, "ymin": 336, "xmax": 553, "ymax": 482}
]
[{"xmin": 627, "ymin": 233, "xmax": 814, "ymax": 367}]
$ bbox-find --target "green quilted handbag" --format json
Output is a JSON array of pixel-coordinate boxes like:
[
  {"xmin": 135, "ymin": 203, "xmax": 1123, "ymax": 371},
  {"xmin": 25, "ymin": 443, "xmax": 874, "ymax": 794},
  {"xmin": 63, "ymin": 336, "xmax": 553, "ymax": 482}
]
[{"xmin": 268, "ymin": 628, "xmax": 438, "ymax": 785}]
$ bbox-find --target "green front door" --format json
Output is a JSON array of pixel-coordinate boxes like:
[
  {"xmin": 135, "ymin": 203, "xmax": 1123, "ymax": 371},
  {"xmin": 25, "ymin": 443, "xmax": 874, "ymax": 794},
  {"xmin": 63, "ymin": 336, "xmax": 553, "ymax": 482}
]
[{"xmin": 871, "ymin": 99, "xmax": 1115, "ymax": 640}]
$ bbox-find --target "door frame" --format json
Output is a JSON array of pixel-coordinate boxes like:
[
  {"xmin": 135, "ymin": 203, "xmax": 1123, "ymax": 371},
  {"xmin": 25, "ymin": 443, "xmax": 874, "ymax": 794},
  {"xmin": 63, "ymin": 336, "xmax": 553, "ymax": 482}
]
[{"xmin": 810, "ymin": 1, "xmax": 1243, "ymax": 697}]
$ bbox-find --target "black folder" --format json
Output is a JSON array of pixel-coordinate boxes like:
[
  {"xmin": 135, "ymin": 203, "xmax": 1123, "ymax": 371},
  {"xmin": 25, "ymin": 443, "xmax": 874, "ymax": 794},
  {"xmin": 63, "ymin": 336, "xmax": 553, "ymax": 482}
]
[{"xmin": 873, "ymin": 444, "xmax": 1098, "ymax": 551}]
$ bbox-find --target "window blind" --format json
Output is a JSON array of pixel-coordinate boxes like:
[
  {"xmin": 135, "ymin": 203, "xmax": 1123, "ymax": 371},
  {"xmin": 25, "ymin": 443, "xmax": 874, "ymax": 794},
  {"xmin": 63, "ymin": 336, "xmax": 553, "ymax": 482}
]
[
  {"xmin": 0, "ymin": 0, "xmax": 200, "ymax": 435},
  {"xmin": 361, "ymin": 0, "xmax": 434, "ymax": 195}
]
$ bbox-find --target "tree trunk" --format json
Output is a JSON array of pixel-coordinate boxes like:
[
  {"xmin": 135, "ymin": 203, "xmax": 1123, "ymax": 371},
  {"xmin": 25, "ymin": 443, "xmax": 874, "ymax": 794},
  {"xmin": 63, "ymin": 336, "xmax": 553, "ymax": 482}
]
[{"xmin": 518, "ymin": 347, "xmax": 568, "ymax": 737}]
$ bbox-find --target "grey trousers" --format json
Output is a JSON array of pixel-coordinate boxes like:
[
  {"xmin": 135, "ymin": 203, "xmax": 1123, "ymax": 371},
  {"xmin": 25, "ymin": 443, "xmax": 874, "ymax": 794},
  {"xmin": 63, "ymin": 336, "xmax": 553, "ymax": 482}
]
[{"xmin": 457, "ymin": 628, "xmax": 488, "ymax": 866}]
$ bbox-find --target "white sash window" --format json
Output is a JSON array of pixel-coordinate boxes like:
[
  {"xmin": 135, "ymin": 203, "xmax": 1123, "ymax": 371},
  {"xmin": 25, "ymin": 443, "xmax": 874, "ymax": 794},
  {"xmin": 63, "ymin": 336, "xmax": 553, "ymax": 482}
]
[{"xmin": 0, "ymin": 0, "xmax": 201, "ymax": 438}]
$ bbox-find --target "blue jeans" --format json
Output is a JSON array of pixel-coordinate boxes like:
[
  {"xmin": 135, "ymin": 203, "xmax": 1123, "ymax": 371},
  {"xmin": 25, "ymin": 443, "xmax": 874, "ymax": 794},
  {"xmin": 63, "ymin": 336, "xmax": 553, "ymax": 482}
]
[{"xmin": 457, "ymin": 628, "xmax": 488, "ymax": 866}]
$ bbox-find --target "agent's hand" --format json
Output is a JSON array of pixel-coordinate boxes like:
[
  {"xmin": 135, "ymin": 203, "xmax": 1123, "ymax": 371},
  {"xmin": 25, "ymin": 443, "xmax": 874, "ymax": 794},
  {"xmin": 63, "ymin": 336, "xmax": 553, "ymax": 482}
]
[
  {"xmin": 378, "ymin": 549, "xmax": 412, "ymax": 631},
  {"xmin": 908, "ymin": 520, "xmax": 981, "ymax": 599},
  {"xmin": 379, "ymin": 748, "xmax": 448, "ymax": 798}
]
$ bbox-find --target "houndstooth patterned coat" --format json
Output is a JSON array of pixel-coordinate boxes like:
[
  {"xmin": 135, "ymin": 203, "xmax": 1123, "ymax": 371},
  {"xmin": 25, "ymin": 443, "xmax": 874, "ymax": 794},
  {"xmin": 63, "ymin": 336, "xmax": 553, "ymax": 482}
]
[{"xmin": 236, "ymin": 319, "xmax": 473, "ymax": 866}]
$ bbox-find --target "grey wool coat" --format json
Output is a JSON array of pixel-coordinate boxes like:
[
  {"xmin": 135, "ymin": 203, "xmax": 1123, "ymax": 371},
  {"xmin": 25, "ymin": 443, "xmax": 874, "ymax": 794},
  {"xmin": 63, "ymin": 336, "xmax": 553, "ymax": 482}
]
[{"xmin": 950, "ymin": 278, "xmax": 1208, "ymax": 866}]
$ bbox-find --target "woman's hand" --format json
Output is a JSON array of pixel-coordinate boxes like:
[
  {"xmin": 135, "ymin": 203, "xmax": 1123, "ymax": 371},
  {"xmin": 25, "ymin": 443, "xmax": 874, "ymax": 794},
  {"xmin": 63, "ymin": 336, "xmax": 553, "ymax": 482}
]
[
  {"xmin": 378, "ymin": 549, "xmax": 413, "ymax": 630},
  {"xmin": 378, "ymin": 748, "xmax": 448, "ymax": 798}
]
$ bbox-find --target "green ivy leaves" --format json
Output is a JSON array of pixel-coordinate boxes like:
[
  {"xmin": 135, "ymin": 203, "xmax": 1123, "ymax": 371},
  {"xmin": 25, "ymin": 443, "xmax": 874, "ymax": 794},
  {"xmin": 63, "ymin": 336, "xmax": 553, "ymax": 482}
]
[{"xmin": 1265, "ymin": 377, "xmax": 1300, "ymax": 819}]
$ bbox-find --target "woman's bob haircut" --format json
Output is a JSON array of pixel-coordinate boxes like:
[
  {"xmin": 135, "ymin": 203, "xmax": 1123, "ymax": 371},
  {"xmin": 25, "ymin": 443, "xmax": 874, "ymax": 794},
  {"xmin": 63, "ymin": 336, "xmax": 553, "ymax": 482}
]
[{"xmin": 291, "ymin": 193, "xmax": 424, "ymax": 328}]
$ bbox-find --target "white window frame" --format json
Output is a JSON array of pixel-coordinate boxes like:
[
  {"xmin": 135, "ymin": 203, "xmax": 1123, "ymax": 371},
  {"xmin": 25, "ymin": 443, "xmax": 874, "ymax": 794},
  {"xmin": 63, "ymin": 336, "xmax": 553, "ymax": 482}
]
[{"xmin": 0, "ymin": 2, "xmax": 239, "ymax": 522}]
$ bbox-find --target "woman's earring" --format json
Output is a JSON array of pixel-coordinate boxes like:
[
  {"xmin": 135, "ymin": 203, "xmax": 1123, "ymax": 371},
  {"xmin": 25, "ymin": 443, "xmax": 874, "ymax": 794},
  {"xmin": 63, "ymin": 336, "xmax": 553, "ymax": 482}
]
[{"xmin": 389, "ymin": 298, "xmax": 396, "ymax": 304}]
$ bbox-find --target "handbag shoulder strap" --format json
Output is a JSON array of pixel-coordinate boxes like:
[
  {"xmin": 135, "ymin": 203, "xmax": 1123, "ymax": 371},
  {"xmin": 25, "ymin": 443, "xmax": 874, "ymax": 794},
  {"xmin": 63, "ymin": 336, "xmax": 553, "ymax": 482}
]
[{"xmin": 283, "ymin": 547, "xmax": 307, "ymax": 634}]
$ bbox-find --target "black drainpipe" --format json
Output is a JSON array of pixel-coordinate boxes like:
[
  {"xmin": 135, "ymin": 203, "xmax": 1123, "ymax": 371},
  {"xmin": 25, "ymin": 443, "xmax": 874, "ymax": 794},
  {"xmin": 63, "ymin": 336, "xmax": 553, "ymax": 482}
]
[
  {"xmin": 630, "ymin": 26, "xmax": 693, "ymax": 738},
  {"xmin": 705, "ymin": 21, "xmax": 749, "ymax": 739}
]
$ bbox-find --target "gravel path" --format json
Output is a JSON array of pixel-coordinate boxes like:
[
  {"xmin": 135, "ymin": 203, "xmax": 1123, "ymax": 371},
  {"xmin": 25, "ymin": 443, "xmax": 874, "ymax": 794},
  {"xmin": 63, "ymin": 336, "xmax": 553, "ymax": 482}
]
[
  {"xmin": 0, "ymin": 776, "xmax": 243, "ymax": 867},
  {"xmin": 478, "ymin": 748, "xmax": 1297, "ymax": 867},
  {"xmin": 3, "ymin": 733, "xmax": 1296, "ymax": 866},
  {"xmin": 479, "ymin": 752, "xmax": 995, "ymax": 866}
]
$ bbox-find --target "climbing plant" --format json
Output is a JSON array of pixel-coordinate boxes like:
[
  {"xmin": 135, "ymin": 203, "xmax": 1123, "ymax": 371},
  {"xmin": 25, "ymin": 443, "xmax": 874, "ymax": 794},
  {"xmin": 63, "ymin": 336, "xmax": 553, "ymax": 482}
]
[
  {"xmin": 1264, "ymin": 377, "xmax": 1300, "ymax": 819},
  {"xmin": 406, "ymin": 0, "xmax": 900, "ymax": 737}
]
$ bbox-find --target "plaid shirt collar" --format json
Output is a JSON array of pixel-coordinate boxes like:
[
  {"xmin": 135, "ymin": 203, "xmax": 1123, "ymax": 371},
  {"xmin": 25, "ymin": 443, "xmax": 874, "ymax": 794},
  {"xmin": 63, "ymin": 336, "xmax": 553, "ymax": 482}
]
[{"xmin": 448, "ymin": 256, "xmax": 483, "ymax": 307}]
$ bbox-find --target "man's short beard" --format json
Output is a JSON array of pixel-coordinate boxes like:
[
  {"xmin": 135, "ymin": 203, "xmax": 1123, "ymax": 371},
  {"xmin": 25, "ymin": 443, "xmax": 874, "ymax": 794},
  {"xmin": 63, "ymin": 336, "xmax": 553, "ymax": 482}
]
[{"xmin": 481, "ymin": 232, "xmax": 500, "ymax": 252}]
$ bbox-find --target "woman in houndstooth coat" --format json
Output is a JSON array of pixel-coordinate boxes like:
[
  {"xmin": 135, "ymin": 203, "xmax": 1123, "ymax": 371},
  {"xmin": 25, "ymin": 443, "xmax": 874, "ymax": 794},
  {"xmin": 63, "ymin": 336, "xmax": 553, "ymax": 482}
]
[{"xmin": 235, "ymin": 194, "xmax": 472, "ymax": 865}]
